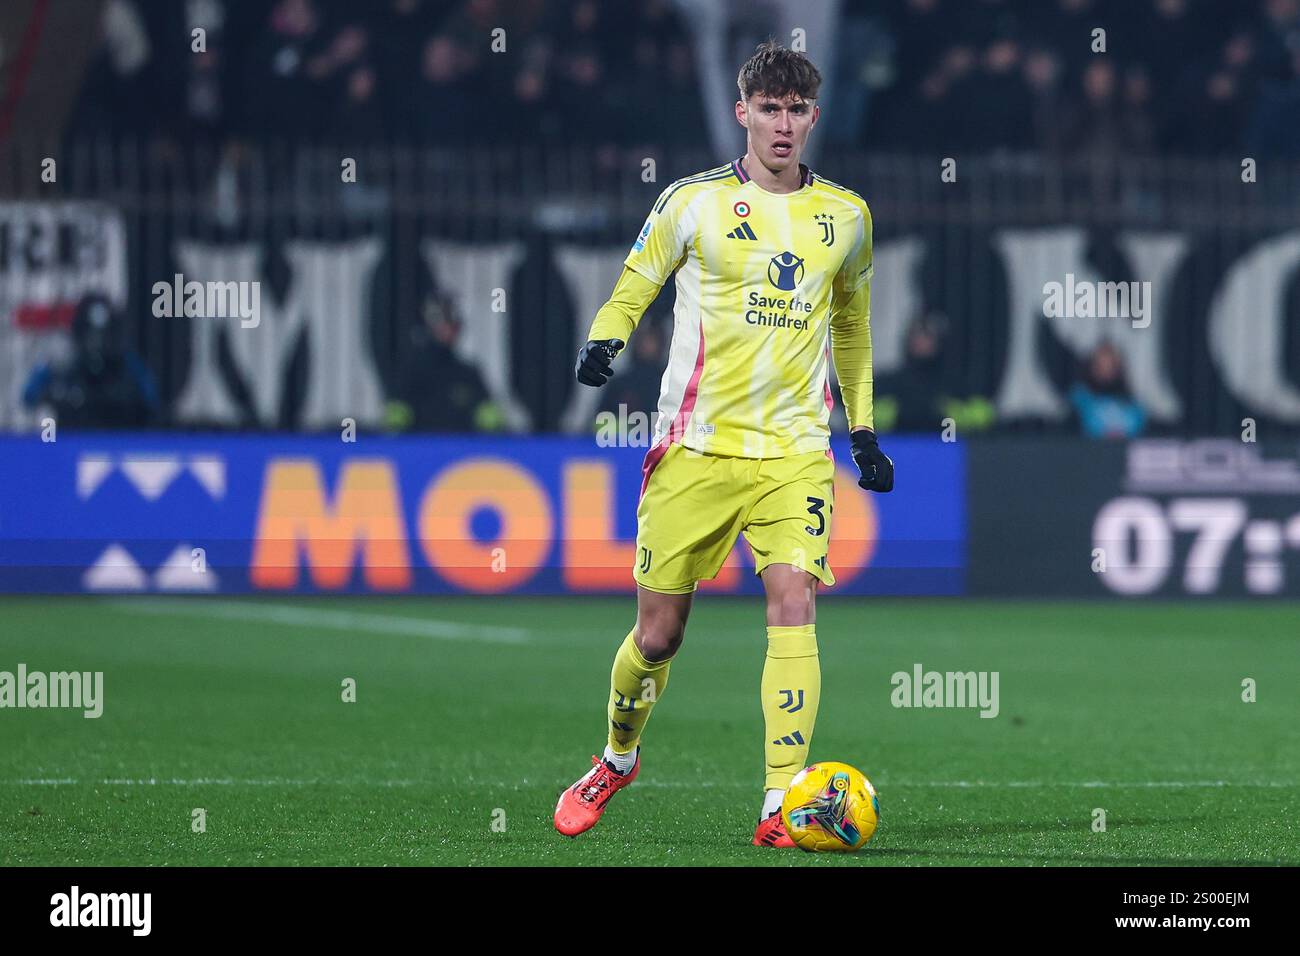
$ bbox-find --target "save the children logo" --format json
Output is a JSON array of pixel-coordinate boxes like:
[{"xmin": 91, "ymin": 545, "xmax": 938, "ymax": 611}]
[{"xmin": 767, "ymin": 251, "xmax": 805, "ymax": 290}]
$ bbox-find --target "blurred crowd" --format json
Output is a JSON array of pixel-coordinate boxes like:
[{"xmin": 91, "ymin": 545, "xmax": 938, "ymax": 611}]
[
  {"xmin": 76, "ymin": 0, "xmax": 706, "ymax": 148},
  {"xmin": 852, "ymin": 0, "xmax": 1300, "ymax": 157},
  {"xmin": 590, "ymin": 305, "xmax": 1148, "ymax": 440},
  {"xmin": 73, "ymin": 0, "xmax": 1300, "ymax": 156},
  {"xmin": 18, "ymin": 289, "xmax": 1148, "ymax": 440},
  {"xmin": 42, "ymin": 0, "xmax": 1288, "ymax": 439}
]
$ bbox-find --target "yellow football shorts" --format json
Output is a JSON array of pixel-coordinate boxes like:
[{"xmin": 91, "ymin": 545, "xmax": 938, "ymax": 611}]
[{"xmin": 634, "ymin": 444, "xmax": 837, "ymax": 594}]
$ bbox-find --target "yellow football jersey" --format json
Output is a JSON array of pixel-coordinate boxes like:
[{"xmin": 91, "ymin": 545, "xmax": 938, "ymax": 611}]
[{"xmin": 616, "ymin": 158, "xmax": 874, "ymax": 459}]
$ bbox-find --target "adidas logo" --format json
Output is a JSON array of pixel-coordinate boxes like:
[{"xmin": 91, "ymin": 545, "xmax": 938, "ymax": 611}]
[
  {"xmin": 726, "ymin": 222, "xmax": 757, "ymax": 240},
  {"xmin": 772, "ymin": 730, "xmax": 806, "ymax": 746}
]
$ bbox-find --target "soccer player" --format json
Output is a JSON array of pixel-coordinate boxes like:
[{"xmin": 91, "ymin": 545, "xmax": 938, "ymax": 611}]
[{"xmin": 555, "ymin": 41, "xmax": 893, "ymax": 847}]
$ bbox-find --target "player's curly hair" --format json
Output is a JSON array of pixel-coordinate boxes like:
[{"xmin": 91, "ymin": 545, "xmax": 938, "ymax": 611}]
[{"xmin": 737, "ymin": 40, "xmax": 822, "ymax": 102}]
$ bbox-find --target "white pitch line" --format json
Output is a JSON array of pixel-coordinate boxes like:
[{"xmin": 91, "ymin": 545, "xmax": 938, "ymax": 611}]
[
  {"xmin": 108, "ymin": 598, "xmax": 531, "ymax": 644},
  {"xmin": 0, "ymin": 778, "xmax": 1295, "ymax": 789}
]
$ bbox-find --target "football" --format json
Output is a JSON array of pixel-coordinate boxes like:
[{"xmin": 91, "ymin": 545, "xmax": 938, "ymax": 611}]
[{"xmin": 781, "ymin": 762, "xmax": 881, "ymax": 852}]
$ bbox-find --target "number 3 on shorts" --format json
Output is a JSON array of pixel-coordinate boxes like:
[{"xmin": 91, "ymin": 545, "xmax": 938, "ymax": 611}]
[{"xmin": 805, "ymin": 496, "xmax": 827, "ymax": 537}]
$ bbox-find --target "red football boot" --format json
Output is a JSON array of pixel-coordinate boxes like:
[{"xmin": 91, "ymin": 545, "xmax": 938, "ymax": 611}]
[
  {"xmin": 753, "ymin": 812, "xmax": 796, "ymax": 848},
  {"xmin": 554, "ymin": 752, "xmax": 640, "ymax": 837}
]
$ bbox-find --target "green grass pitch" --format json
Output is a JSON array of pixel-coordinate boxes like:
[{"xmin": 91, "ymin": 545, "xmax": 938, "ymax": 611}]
[{"xmin": 1, "ymin": 596, "xmax": 1297, "ymax": 866}]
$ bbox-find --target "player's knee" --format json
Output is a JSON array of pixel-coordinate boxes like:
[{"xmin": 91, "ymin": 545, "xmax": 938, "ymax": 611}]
[
  {"xmin": 634, "ymin": 611, "xmax": 686, "ymax": 662},
  {"xmin": 768, "ymin": 587, "xmax": 815, "ymax": 627}
]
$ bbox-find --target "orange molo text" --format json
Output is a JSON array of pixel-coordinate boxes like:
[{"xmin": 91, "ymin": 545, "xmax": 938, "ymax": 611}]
[
  {"xmin": 251, "ymin": 459, "xmax": 412, "ymax": 590},
  {"xmin": 563, "ymin": 462, "xmax": 634, "ymax": 590},
  {"xmin": 828, "ymin": 467, "xmax": 876, "ymax": 576},
  {"xmin": 418, "ymin": 460, "xmax": 553, "ymax": 592},
  {"xmin": 249, "ymin": 457, "xmax": 877, "ymax": 594}
]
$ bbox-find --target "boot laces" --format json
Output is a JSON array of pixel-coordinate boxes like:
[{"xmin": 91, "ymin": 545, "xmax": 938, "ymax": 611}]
[{"xmin": 578, "ymin": 756, "xmax": 618, "ymax": 804}]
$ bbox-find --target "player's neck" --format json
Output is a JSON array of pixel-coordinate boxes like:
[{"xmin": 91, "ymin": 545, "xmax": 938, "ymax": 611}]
[{"xmin": 740, "ymin": 149, "xmax": 806, "ymax": 194}]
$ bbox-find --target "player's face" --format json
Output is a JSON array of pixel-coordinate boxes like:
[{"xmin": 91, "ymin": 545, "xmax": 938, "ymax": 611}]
[{"xmin": 736, "ymin": 93, "xmax": 819, "ymax": 170}]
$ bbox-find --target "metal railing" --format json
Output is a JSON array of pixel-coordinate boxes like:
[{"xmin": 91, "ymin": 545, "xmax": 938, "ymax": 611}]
[{"xmin": 1, "ymin": 139, "xmax": 1298, "ymax": 435}]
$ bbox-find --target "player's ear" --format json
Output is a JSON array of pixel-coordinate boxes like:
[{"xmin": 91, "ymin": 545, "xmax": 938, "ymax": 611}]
[
  {"xmin": 735, "ymin": 99, "xmax": 747, "ymax": 128},
  {"xmin": 810, "ymin": 104, "xmax": 819, "ymax": 129}
]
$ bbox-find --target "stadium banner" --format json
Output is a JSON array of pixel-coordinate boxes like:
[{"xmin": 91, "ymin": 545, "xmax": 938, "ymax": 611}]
[
  {"xmin": 968, "ymin": 438, "xmax": 1300, "ymax": 597},
  {"xmin": 7, "ymin": 155, "xmax": 1300, "ymax": 439},
  {"xmin": 0, "ymin": 201, "xmax": 130, "ymax": 430},
  {"xmin": 0, "ymin": 434, "xmax": 965, "ymax": 596}
]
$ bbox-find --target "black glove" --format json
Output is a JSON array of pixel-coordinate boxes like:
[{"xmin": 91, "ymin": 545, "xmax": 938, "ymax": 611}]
[
  {"xmin": 575, "ymin": 338, "xmax": 625, "ymax": 387},
  {"xmin": 850, "ymin": 429, "xmax": 894, "ymax": 492}
]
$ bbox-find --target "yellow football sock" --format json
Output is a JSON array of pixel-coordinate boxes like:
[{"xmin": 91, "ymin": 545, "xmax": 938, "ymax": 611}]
[
  {"xmin": 761, "ymin": 624, "xmax": 821, "ymax": 791},
  {"xmin": 607, "ymin": 629, "xmax": 672, "ymax": 755}
]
